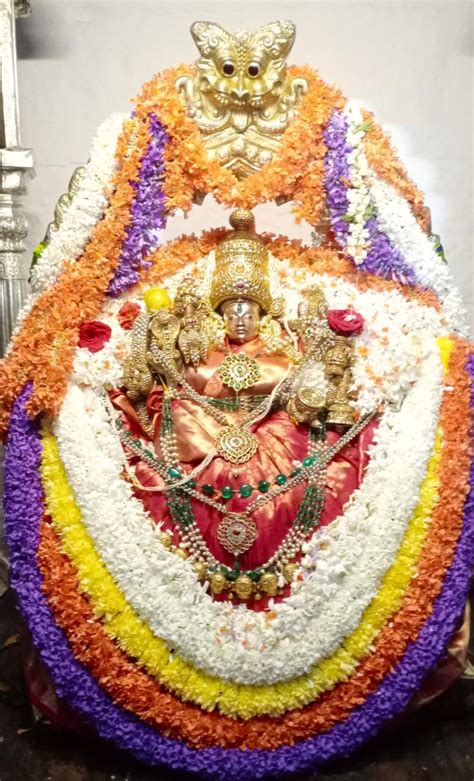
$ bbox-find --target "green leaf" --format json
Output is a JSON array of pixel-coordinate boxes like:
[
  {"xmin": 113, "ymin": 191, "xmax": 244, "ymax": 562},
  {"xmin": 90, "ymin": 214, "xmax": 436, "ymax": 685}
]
[
  {"xmin": 31, "ymin": 240, "xmax": 47, "ymax": 269},
  {"xmin": 353, "ymin": 119, "xmax": 374, "ymax": 134}
]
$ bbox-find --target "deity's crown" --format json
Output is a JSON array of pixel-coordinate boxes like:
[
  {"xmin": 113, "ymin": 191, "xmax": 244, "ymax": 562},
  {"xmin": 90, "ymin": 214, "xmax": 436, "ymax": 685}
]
[{"xmin": 210, "ymin": 209, "xmax": 273, "ymax": 312}]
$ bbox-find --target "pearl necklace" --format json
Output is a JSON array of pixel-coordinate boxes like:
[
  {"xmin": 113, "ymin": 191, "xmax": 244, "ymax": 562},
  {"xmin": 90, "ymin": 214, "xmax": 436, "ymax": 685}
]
[
  {"xmin": 147, "ymin": 345, "xmax": 293, "ymax": 465},
  {"xmin": 114, "ymin": 398, "xmax": 375, "ymax": 598}
]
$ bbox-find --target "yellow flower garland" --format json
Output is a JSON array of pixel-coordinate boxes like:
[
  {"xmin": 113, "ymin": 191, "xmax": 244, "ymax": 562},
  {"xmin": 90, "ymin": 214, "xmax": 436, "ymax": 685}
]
[{"xmin": 40, "ymin": 424, "xmax": 442, "ymax": 719}]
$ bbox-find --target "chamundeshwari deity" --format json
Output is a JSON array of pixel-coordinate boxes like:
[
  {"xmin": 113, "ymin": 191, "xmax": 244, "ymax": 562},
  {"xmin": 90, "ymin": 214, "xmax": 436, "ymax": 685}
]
[{"xmin": 0, "ymin": 19, "xmax": 472, "ymax": 781}]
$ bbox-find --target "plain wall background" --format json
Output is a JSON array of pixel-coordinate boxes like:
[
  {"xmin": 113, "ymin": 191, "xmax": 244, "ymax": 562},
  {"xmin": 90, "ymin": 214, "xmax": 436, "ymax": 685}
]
[{"xmin": 15, "ymin": 0, "xmax": 473, "ymax": 325}]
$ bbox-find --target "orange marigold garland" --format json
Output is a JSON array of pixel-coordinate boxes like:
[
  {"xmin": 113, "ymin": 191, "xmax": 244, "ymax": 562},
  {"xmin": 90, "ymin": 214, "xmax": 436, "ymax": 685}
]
[
  {"xmin": 0, "ymin": 114, "xmax": 149, "ymax": 433},
  {"xmin": 363, "ymin": 109, "xmax": 429, "ymax": 232},
  {"xmin": 141, "ymin": 228, "xmax": 441, "ymax": 311},
  {"xmin": 135, "ymin": 65, "xmax": 344, "ymax": 221}
]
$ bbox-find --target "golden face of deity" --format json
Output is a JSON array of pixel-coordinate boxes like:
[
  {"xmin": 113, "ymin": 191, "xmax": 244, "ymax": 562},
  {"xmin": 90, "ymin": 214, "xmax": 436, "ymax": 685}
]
[
  {"xmin": 189, "ymin": 21, "xmax": 296, "ymax": 111},
  {"xmin": 220, "ymin": 299, "xmax": 261, "ymax": 343}
]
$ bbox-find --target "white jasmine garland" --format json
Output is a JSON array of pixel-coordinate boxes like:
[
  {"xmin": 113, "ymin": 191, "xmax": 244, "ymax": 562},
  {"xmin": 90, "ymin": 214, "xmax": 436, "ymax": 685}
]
[
  {"xmin": 54, "ymin": 342, "xmax": 443, "ymax": 686},
  {"xmin": 369, "ymin": 176, "xmax": 469, "ymax": 336},
  {"xmin": 343, "ymin": 102, "xmax": 372, "ymax": 264},
  {"xmin": 29, "ymin": 113, "xmax": 127, "ymax": 295},
  {"xmin": 334, "ymin": 103, "xmax": 468, "ymax": 337},
  {"xmin": 4, "ymin": 292, "xmax": 37, "ymax": 357}
]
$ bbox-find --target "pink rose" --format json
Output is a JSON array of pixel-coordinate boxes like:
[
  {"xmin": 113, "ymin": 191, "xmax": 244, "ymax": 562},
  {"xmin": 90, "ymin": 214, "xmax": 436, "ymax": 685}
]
[
  {"xmin": 327, "ymin": 309, "xmax": 364, "ymax": 336},
  {"xmin": 78, "ymin": 320, "xmax": 112, "ymax": 352}
]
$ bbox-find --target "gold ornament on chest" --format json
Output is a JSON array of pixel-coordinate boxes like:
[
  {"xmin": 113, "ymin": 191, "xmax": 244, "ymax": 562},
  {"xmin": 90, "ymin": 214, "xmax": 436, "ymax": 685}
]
[
  {"xmin": 215, "ymin": 426, "xmax": 259, "ymax": 465},
  {"xmin": 217, "ymin": 512, "xmax": 258, "ymax": 557},
  {"xmin": 176, "ymin": 21, "xmax": 308, "ymax": 179},
  {"xmin": 219, "ymin": 352, "xmax": 261, "ymax": 392}
]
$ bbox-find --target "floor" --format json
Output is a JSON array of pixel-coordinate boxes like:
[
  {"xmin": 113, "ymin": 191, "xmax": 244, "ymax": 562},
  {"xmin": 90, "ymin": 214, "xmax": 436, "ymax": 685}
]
[{"xmin": 1, "ymin": 589, "xmax": 474, "ymax": 781}]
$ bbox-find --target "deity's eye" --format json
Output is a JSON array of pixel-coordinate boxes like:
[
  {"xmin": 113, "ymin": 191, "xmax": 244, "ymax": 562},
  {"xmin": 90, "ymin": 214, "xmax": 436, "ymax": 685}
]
[
  {"xmin": 247, "ymin": 63, "xmax": 260, "ymax": 78},
  {"xmin": 222, "ymin": 61, "xmax": 236, "ymax": 77}
]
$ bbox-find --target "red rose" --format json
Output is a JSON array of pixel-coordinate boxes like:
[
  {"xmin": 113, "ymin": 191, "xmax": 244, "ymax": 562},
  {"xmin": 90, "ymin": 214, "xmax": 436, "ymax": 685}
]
[
  {"xmin": 327, "ymin": 309, "xmax": 364, "ymax": 336},
  {"xmin": 78, "ymin": 320, "xmax": 112, "ymax": 352},
  {"xmin": 118, "ymin": 301, "xmax": 141, "ymax": 330}
]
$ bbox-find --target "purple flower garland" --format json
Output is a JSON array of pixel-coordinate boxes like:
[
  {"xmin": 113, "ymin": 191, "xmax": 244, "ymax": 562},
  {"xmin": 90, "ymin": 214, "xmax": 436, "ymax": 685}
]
[
  {"xmin": 323, "ymin": 108, "xmax": 418, "ymax": 287},
  {"xmin": 3, "ymin": 370, "xmax": 473, "ymax": 781},
  {"xmin": 107, "ymin": 113, "xmax": 168, "ymax": 298},
  {"xmin": 322, "ymin": 109, "xmax": 352, "ymax": 245}
]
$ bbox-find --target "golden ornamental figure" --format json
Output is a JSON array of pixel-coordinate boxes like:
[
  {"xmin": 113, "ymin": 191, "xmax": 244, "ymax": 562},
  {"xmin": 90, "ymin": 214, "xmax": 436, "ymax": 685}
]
[{"xmin": 176, "ymin": 21, "xmax": 308, "ymax": 178}]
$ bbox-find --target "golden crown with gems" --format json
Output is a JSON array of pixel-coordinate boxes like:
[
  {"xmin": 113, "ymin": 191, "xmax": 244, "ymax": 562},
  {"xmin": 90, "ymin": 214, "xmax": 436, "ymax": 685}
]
[{"xmin": 209, "ymin": 209, "xmax": 273, "ymax": 312}]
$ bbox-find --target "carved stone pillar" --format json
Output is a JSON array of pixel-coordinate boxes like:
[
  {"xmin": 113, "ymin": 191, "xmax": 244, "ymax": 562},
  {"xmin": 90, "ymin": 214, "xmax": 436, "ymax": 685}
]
[
  {"xmin": 0, "ymin": 0, "xmax": 34, "ymax": 358},
  {"xmin": 0, "ymin": 0, "xmax": 33, "ymax": 592}
]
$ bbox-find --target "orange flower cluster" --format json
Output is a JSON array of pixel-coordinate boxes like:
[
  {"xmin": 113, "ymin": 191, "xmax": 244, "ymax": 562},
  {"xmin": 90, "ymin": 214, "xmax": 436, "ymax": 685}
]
[
  {"xmin": 136, "ymin": 65, "xmax": 344, "ymax": 224},
  {"xmin": 363, "ymin": 110, "xmax": 429, "ymax": 232},
  {"xmin": 0, "ymin": 114, "xmax": 151, "ymax": 435},
  {"xmin": 37, "ymin": 341, "xmax": 471, "ymax": 751},
  {"xmin": 142, "ymin": 229, "xmax": 441, "ymax": 312}
]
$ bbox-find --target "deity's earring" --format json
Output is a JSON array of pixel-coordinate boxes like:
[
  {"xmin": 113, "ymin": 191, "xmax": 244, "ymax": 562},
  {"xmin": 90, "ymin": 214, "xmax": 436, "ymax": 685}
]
[{"xmin": 259, "ymin": 295, "xmax": 299, "ymax": 360}]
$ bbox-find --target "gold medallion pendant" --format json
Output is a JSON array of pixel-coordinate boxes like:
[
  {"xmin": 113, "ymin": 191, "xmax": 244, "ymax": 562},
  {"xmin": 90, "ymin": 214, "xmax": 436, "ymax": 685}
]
[
  {"xmin": 219, "ymin": 353, "xmax": 261, "ymax": 392},
  {"xmin": 217, "ymin": 513, "xmax": 258, "ymax": 556},
  {"xmin": 215, "ymin": 425, "xmax": 259, "ymax": 464}
]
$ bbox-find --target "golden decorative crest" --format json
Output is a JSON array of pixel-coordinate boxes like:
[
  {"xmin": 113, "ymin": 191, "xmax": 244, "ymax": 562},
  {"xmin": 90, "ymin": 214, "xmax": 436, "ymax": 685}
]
[{"xmin": 176, "ymin": 20, "xmax": 308, "ymax": 178}]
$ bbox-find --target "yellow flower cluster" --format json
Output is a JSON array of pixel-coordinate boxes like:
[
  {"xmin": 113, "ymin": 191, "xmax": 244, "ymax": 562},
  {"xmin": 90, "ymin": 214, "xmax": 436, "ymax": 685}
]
[{"xmin": 40, "ymin": 423, "xmax": 443, "ymax": 719}]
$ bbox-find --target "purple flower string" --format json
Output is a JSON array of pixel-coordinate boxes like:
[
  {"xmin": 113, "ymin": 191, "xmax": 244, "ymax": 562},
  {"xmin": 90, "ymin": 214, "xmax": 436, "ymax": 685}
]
[
  {"xmin": 323, "ymin": 108, "xmax": 418, "ymax": 286},
  {"xmin": 3, "ymin": 370, "xmax": 473, "ymax": 781},
  {"xmin": 107, "ymin": 113, "xmax": 168, "ymax": 298},
  {"xmin": 323, "ymin": 109, "xmax": 352, "ymax": 245},
  {"xmin": 361, "ymin": 217, "xmax": 418, "ymax": 286}
]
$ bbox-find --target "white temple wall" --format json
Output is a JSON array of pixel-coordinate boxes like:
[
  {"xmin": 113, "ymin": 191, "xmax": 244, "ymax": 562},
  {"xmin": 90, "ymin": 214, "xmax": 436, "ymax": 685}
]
[{"xmin": 16, "ymin": 0, "xmax": 473, "ymax": 325}]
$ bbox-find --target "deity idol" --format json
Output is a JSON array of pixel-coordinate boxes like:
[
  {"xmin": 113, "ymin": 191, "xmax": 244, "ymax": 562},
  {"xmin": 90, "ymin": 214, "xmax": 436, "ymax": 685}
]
[
  {"xmin": 1, "ymin": 19, "xmax": 472, "ymax": 781},
  {"xmin": 114, "ymin": 208, "xmax": 376, "ymax": 604}
]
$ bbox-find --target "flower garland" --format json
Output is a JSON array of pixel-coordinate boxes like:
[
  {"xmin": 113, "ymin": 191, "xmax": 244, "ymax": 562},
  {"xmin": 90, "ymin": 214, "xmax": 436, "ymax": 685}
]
[
  {"xmin": 369, "ymin": 176, "xmax": 468, "ymax": 335},
  {"xmin": 324, "ymin": 105, "xmax": 418, "ymax": 286},
  {"xmin": 1, "ymin": 57, "xmax": 472, "ymax": 781},
  {"xmin": 54, "ymin": 342, "xmax": 443, "ymax": 686},
  {"xmin": 2, "ymin": 65, "xmax": 458, "ymax": 432},
  {"xmin": 3, "ymin": 114, "xmax": 127, "ymax": 360},
  {"xmin": 30, "ymin": 113, "xmax": 128, "ymax": 295},
  {"xmin": 4, "ymin": 343, "xmax": 473, "ymax": 780},
  {"xmin": 137, "ymin": 65, "xmax": 343, "ymax": 220},
  {"xmin": 362, "ymin": 109, "xmax": 429, "ymax": 231},
  {"xmin": 68, "ymin": 224, "xmax": 446, "ymax": 418},
  {"xmin": 35, "ymin": 339, "xmax": 472, "ymax": 742},
  {"xmin": 0, "ymin": 112, "xmax": 150, "ymax": 432},
  {"xmin": 323, "ymin": 106, "xmax": 366, "ymax": 263},
  {"xmin": 323, "ymin": 103, "xmax": 467, "ymax": 334},
  {"xmin": 40, "ymin": 425, "xmax": 441, "ymax": 721},
  {"xmin": 70, "ymin": 241, "xmax": 445, "ymax": 416},
  {"xmin": 140, "ymin": 229, "xmax": 440, "ymax": 309},
  {"xmin": 107, "ymin": 113, "xmax": 168, "ymax": 297}
]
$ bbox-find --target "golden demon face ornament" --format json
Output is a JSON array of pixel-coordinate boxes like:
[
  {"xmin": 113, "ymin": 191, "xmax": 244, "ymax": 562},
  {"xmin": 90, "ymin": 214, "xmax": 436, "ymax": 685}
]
[
  {"xmin": 176, "ymin": 21, "xmax": 308, "ymax": 178},
  {"xmin": 190, "ymin": 20, "xmax": 296, "ymax": 111}
]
